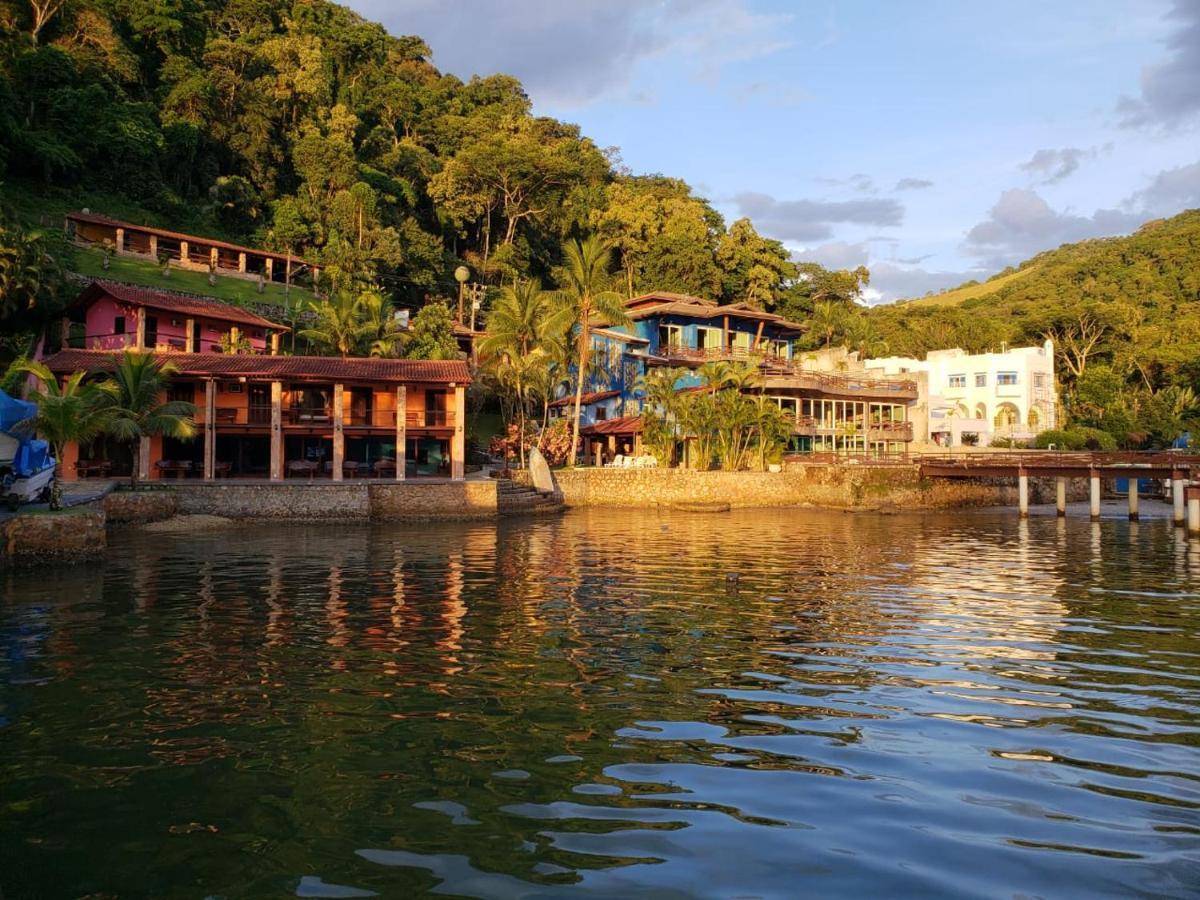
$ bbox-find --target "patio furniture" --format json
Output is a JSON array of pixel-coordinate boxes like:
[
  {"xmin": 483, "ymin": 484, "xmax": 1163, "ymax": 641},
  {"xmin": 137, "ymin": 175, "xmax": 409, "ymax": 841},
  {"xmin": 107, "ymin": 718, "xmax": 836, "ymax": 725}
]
[
  {"xmin": 155, "ymin": 460, "xmax": 192, "ymax": 479},
  {"xmin": 324, "ymin": 460, "xmax": 361, "ymax": 478},
  {"xmin": 286, "ymin": 459, "xmax": 319, "ymax": 480},
  {"xmin": 213, "ymin": 461, "xmax": 231, "ymax": 478},
  {"xmin": 372, "ymin": 458, "xmax": 396, "ymax": 478},
  {"xmin": 76, "ymin": 459, "xmax": 112, "ymax": 478}
]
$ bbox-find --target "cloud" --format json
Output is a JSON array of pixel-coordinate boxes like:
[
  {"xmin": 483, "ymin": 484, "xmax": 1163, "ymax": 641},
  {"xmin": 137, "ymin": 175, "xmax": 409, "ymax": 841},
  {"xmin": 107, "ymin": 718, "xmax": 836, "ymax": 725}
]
[
  {"xmin": 1019, "ymin": 147, "xmax": 1094, "ymax": 185},
  {"xmin": 863, "ymin": 262, "xmax": 983, "ymax": 305},
  {"xmin": 730, "ymin": 81, "xmax": 811, "ymax": 107},
  {"xmin": 792, "ymin": 241, "xmax": 870, "ymax": 270},
  {"xmin": 1117, "ymin": 0, "xmax": 1200, "ymax": 129},
  {"xmin": 349, "ymin": 0, "xmax": 791, "ymax": 108},
  {"xmin": 734, "ymin": 191, "xmax": 904, "ymax": 242},
  {"xmin": 963, "ymin": 188, "xmax": 1143, "ymax": 269},
  {"xmin": 816, "ymin": 173, "xmax": 878, "ymax": 194},
  {"xmin": 1124, "ymin": 159, "xmax": 1200, "ymax": 211},
  {"xmin": 893, "ymin": 178, "xmax": 933, "ymax": 191}
]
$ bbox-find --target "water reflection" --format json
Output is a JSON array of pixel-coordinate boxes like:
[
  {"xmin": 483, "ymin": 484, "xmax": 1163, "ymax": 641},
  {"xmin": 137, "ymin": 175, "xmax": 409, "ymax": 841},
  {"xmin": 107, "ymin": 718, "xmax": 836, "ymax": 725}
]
[{"xmin": 1, "ymin": 509, "xmax": 1198, "ymax": 898}]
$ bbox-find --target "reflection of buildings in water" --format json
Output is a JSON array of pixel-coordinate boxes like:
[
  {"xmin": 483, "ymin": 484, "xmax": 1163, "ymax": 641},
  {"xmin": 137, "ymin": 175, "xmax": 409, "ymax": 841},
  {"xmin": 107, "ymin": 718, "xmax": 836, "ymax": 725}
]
[
  {"xmin": 903, "ymin": 520, "xmax": 1069, "ymax": 662},
  {"xmin": 264, "ymin": 550, "xmax": 288, "ymax": 650}
]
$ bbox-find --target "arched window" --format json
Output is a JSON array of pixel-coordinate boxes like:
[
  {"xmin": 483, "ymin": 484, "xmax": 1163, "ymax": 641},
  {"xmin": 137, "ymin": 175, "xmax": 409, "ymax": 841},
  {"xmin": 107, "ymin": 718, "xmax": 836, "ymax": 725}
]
[
  {"xmin": 994, "ymin": 403, "xmax": 1019, "ymax": 429},
  {"xmin": 1028, "ymin": 407, "xmax": 1040, "ymax": 428},
  {"xmin": 974, "ymin": 402, "xmax": 987, "ymax": 420}
]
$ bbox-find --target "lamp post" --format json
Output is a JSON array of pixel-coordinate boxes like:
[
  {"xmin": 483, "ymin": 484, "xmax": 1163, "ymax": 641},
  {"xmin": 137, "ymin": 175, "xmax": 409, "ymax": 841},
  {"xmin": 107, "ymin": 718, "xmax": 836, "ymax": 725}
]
[{"xmin": 454, "ymin": 265, "xmax": 470, "ymax": 323}]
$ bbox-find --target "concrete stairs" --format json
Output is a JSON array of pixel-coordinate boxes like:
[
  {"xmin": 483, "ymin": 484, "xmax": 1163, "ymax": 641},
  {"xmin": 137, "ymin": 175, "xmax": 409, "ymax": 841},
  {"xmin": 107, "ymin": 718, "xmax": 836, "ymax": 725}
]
[{"xmin": 495, "ymin": 478, "xmax": 564, "ymax": 516}]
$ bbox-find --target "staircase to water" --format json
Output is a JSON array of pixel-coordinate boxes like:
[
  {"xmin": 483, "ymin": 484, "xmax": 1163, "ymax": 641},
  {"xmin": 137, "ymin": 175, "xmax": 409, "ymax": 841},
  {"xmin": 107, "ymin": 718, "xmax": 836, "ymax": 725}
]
[{"xmin": 495, "ymin": 478, "xmax": 564, "ymax": 516}]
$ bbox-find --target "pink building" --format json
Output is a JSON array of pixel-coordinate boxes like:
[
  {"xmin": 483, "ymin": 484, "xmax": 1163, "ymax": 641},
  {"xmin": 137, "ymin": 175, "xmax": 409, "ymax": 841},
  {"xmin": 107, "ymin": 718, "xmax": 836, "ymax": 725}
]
[{"xmin": 63, "ymin": 281, "xmax": 288, "ymax": 354}]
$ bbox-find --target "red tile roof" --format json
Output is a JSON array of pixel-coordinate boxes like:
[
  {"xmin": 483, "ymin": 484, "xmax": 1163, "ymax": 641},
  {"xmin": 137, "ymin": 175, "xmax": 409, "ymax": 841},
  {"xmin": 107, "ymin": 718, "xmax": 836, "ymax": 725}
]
[
  {"xmin": 580, "ymin": 414, "xmax": 644, "ymax": 436},
  {"xmin": 77, "ymin": 280, "xmax": 288, "ymax": 331},
  {"xmin": 67, "ymin": 211, "xmax": 312, "ymax": 265},
  {"xmin": 40, "ymin": 349, "xmax": 471, "ymax": 385},
  {"xmin": 548, "ymin": 389, "xmax": 620, "ymax": 408}
]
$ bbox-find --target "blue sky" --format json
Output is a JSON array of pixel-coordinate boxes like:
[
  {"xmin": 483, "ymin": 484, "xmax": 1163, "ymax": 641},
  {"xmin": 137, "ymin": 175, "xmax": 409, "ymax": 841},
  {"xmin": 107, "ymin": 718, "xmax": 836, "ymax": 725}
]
[{"xmin": 350, "ymin": 0, "xmax": 1200, "ymax": 302}]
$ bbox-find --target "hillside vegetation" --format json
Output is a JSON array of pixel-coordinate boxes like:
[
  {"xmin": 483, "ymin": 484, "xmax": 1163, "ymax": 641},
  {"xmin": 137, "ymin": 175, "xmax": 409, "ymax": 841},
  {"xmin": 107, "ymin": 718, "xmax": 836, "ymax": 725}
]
[{"xmin": 867, "ymin": 209, "xmax": 1200, "ymax": 447}]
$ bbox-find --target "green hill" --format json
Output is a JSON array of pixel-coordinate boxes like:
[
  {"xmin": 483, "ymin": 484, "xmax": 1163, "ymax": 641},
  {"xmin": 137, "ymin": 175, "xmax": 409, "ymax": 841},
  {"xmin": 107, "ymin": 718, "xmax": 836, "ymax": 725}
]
[{"xmin": 869, "ymin": 209, "xmax": 1200, "ymax": 375}]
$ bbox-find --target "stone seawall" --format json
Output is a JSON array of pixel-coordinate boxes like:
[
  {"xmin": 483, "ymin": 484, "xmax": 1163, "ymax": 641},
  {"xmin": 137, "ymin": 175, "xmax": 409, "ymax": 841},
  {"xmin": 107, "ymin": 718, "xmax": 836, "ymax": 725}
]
[
  {"xmin": 522, "ymin": 464, "xmax": 1025, "ymax": 511},
  {"xmin": 1, "ymin": 508, "xmax": 106, "ymax": 561},
  {"xmin": 159, "ymin": 481, "xmax": 498, "ymax": 521}
]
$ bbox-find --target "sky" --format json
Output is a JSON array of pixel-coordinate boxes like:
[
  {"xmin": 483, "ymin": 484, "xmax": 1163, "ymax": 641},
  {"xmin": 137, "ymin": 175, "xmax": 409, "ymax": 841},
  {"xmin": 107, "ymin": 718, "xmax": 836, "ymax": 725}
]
[{"xmin": 348, "ymin": 0, "xmax": 1200, "ymax": 303}]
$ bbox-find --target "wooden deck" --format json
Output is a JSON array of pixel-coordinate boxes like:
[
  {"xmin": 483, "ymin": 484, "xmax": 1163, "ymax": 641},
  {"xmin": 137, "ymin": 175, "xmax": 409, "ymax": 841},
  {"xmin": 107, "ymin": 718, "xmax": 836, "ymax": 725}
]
[{"xmin": 918, "ymin": 451, "xmax": 1200, "ymax": 480}]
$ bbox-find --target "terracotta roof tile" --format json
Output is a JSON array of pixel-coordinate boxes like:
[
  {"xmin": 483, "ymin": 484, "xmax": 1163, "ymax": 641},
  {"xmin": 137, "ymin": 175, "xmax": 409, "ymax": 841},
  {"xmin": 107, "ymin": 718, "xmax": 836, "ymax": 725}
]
[
  {"xmin": 580, "ymin": 414, "xmax": 644, "ymax": 436},
  {"xmin": 40, "ymin": 349, "xmax": 471, "ymax": 385},
  {"xmin": 548, "ymin": 389, "xmax": 620, "ymax": 408},
  {"xmin": 79, "ymin": 280, "xmax": 288, "ymax": 331}
]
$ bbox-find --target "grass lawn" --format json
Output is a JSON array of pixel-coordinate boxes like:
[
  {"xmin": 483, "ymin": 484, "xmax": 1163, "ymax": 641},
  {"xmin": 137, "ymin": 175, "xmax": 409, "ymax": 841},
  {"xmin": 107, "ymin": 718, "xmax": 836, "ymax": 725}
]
[{"xmin": 70, "ymin": 246, "xmax": 310, "ymax": 311}]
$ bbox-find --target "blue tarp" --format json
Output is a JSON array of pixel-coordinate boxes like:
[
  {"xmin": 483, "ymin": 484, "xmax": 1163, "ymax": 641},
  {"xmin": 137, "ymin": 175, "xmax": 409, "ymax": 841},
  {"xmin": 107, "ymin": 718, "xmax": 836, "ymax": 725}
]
[
  {"xmin": 12, "ymin": 439, "xmax": 51, "ymax": 479},
  {"xmin": 0, "ymin": 390, "xmax": 35, "ymax": 434}
]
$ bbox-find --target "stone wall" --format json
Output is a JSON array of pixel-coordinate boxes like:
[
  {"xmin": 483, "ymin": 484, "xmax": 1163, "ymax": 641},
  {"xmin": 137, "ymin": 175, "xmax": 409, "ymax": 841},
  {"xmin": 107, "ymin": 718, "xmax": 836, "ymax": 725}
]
[
  {"xmin": 535, "ymin": 464, "xmax": 1022, "ymax": 511},
  {"xmin": 1, "ymin": 508, "xmax": 106, "ymax": 561},
  {"xmin": 172, "ymin": 483, "xmax": 371, "ymax": 519},
  {"xmin": 163, "ymin": 481, "xmax": 499, "ymax": 520},
  {"xmin": 104, "ymin": 489, "xmax": 177, "ymax": 524},
  {"xmin": 370, "ymin": 481, "xmax": 497, "ymax": 520}
]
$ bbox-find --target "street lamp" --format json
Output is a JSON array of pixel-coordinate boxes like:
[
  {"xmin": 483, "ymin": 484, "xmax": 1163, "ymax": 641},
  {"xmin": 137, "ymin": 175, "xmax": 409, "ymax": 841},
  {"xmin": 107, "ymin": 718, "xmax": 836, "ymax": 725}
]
[{"xmin": 454, "ymin": 265, "xmax": 470, "ymax": 323}]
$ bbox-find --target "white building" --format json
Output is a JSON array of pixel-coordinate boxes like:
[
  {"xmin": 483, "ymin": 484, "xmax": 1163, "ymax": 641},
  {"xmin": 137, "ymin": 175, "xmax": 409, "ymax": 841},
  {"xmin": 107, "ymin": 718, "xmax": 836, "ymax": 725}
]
[{"xmin": 865, "ymin": 341, "xmax": 1057, "ymax": 447}]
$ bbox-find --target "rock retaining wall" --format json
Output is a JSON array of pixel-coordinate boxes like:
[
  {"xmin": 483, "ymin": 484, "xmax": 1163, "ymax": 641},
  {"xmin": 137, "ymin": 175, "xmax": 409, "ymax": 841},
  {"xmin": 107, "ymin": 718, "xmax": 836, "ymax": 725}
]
[
  {"xmin": 526, "ymin": 464, "xmax": 1027, "ymax": 511},
  {"xmin": 1, "ymin": 508, "xmax": 106, "ymax": 561},
  {"xmin": 104, "ymin": 490, "xmax": 177, "ymax": 523},
  {"xmin": 162, "ymin": 481, "xmax": 499, "ymax": 520}
]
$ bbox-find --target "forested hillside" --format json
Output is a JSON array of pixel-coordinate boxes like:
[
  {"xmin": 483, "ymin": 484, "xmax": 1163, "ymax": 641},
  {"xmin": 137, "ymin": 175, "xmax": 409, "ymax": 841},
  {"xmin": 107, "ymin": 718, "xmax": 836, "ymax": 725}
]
[
  {"xmin": 0, "ymin": 0, "xmax": 825, "ymax": 325},
  {"xmin": 867, "ymin": 209, "xmax": 1200, "ymax": 447}
]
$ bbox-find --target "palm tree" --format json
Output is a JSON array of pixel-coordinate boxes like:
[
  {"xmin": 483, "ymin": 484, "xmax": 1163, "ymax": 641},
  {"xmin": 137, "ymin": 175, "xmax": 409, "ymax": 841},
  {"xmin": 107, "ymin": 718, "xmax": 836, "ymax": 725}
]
[
  {"xmin": 14, "ymin": 361, "xmax": 112, "ymax": 508},
  {"xmin": 299, "ymin": 291, "xmax": 371, "ymax": 357},
  {"xmin": 556, "ymin": 237, "xmax": 630, "ymax": 466},
  {"xmin": 98, "ymin": 352, "xmax": 197, "ymax": 487},
  {"xmin": 358, "ymin": 290, "xmax": 407, "ymax": 357},
  {"xmin": 811, "ymin": 300, "xmax": 848, "ymax": 349}
]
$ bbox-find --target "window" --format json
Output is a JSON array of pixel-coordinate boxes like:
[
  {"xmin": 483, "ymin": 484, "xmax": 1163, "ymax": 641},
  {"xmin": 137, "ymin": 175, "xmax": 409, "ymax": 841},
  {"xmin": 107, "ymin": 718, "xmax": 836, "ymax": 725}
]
[
  {"xmin": 594, "ymin": 407, "xmax": 608, "ymax": 421},
  {"xmin": 167, "ymin": 383, "xmax": 194, "ymax": 403},
  {"xmin": 997, "ymin": 371, "xmax": 1018, "ymax": 386},
  {"xmin": 113, "ymin": 315, "xmax": 126, "ymax": 336},
  {"xmin": 948, "ymin": 374, "xmax": 966, "ymax": 388},
  {"xmin": 974, "ymin": 373, "xmax": 987, "ymax": 387}
]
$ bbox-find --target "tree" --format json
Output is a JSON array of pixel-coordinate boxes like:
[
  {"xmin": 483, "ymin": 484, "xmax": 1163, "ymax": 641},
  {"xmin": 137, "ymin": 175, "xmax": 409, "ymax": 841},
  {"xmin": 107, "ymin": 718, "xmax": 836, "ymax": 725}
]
[
  {"xmin": 403, "ymin": 302, "xmax": 459, "ymax": 360},
  {"xmin": 299, "ymin": 291, "xmax": 372, "ymax": 358},
  {"xmin": 715, "ymin": 218, "xmax": 795, "ymax": 308},
  {"xmin": 556, "ymin": 237, "xmax": 629, "ymax": 466},
  {"xmin": 97, "ymin": 352, "xmax": 197, "ymax": 488},
  {"xmin": 0, "ymin": 209, "xmax": 64, "ymax": 332},
  {"xmin": 14, "ymin": 361, "xmax": 111, "ymax": 508},
  {"xmin": 357, "ymin": 289, "xmax": 407, "ymax": 357},
  {"xmin": 28, "ymin": 0, "xmax": 67, "ymax": 45},
  {"xmin": 810, "ymin": 300, "xmax": 849, "ymax": 349}
]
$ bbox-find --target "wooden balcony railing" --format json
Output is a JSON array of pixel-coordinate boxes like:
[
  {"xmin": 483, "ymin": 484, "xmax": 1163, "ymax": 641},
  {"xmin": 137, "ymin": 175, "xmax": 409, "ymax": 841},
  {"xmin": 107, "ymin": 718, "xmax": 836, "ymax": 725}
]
[{"xmin": 406, "ymin": 410, "xmax": 453, "ymax": 427}]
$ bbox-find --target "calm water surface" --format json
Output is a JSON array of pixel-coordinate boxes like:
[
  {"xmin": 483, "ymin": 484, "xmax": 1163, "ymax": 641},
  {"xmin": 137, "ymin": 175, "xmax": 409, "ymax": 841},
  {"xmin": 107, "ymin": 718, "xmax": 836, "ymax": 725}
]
[{"xmin": 1, "ymin": 508, "xmax": 1199, "ymax": 898}]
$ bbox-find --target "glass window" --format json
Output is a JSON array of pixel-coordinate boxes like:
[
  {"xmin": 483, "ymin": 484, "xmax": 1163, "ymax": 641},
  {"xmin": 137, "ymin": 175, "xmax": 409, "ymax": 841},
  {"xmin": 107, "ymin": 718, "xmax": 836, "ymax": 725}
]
[
  {"xmin": 997, "ymin": 372, "xmax": 1018, "ymax": 386},
  {"xmin": 113, "ymin": 315, "xmax": 126, "ymax": 335},
  {"xmin": 974, "ymin": 373, "xmax": 987, "ymax": 387},
  {"xmin": 948, "ymin": 374, "xmax": 966, "ymax": 388}
]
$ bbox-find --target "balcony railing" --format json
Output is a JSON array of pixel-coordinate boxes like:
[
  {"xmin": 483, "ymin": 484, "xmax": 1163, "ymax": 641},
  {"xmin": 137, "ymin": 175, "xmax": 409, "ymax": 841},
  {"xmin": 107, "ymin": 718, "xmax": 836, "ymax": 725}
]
[
  {"xmin": 792, "ymin": 418, "xmax": 914, "ymax": 441},
  {"xmin": 407, "ymin": 410, "xmax": 453, "ymax": 427}
]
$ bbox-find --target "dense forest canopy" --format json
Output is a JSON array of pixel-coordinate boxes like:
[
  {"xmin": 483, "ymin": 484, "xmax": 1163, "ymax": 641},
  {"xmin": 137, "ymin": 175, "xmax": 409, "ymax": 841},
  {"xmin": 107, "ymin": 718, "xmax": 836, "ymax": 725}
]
[{"xmin": 0, "ymin": 0, "xmax": 816, "ymax": 313}]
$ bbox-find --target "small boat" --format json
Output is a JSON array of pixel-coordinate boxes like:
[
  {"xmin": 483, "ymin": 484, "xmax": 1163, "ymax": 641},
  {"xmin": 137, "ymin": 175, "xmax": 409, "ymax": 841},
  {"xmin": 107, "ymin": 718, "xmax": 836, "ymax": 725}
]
[{"xmin": 0, "ymin": 390, "xmax": 56, "ymax": 510}]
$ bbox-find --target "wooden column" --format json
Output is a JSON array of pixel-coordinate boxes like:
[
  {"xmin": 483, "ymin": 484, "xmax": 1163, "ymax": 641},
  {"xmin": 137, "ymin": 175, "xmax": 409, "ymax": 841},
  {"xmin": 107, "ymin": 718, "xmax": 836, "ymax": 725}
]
[
  {"xmin": 135, "ymin": 308, "xmax": 146, "ymax": 350},
  {"xmin": 179, "ymin": 240, "xmax": 189, "ymax": 264},
  {"xmin": 1128, "ymin": 479, "xmax": 1139, "ymax": 521},
  {"xmin": 332, "ymin": 383, "xmax": 344, "ymax": 482},
  {"xmin": 238, "ymin": 252, "xmax": 247, "ymax": 273},
  {"xmin": 1172, "ymin": 471, "xmax": 1185, "ymax": 525},
  {"xmin": 1187, "ymin": 486, "xmax": 1200, "ymax": 535},
  {"xmin": 265, "ymin": 258, "xmax": 274, "ymax": 281},
  {"xmin": 61, "ymin": 441, "xmax": 79, "ymax": 482},
  {"xmin": 210, "ymin": 247, "xmax": 219, "ymax": 270},
  {"xmin": 186, "ymin": 318, "xmax": 195, "ymax": 353},
  {"xmin": 270, "ymin": 381, "xmax": 283, "ymax": 481},
  {"xmin": 271, "ymin": 333, "xmax": 280, "ymax": 355},
  {"xmin": 1056, "ymin": 477, "xmax": 1066, "ymax": 517},
  {"xmin": 139, "ymin": 436, "xmax": 152, "ymax": 481},
  {"xmin": 149, "ymin": 234, "xmax": 158, "ymax": 258},
  {"xmin": 1018, "ymin": 469, "xmax": 1029, "ymax": 518},
  {"xmin": 229, "ymin": 326, "xmax": 239, "ymax": 352},
  {"xmin": 452, "ymin": 384, "xmax": 465, "ymax": 481},
  {"xmin": 1090, "ymin": 470, "xmax": 1101, "ymax": 519},
  {"xmin": 204, "ymin": 379, "xmax": 216, "ymax": 480},
  {"xmin": 395, "ymin": 386, "xmax": 407, "ymax": 481},
  {"xmin": 115, "ymin": 227, "xmax": 125, "ymax": 253}
]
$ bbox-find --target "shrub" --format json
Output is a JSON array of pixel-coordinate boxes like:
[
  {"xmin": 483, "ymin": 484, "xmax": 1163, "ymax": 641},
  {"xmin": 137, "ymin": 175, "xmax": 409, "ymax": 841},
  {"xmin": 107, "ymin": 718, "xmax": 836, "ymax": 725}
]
[
  {"xmin": 990, "ymin": 436, "xmax": 1029, "ymax": 449},
  {"xmin": 960, "ymin": 431, "xmax": 979, "ymax": 446},
  {"xmin": 1033, "ymin": 429, "xmax": 1077, "ymax": 450},
  {"xmin": 1069, "ymin": 426, "xmax": 1117, "ymax": 451}
]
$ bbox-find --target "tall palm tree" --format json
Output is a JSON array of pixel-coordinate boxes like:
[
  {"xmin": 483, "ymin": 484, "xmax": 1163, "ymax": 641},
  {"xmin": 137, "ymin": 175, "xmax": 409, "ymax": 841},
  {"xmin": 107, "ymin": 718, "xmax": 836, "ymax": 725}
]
[
  {"xmin": 811, "ymin": 300, "xmax": 848, "ymax": 349},
  {"xmin": 14, "ymin": 361, "xmax": 112, "ymax": 508},
  {"xmin": 98, "ymin": 352, "xmax": 197, "ymax": 487},
  {"xmin": 299, "ymin": 291, "xmax": 371, "ymax": 357},
  {"xmin": 555, "ymin": 237, "xmax": 630, "ymax": 466}
]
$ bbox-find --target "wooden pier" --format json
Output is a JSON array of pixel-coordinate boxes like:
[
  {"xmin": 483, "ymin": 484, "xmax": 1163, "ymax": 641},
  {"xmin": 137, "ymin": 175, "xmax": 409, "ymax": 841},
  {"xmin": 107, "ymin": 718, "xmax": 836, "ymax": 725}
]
[{"xmin": 918, "ymin": 452, "xmax": 1200, "ymax": 526}]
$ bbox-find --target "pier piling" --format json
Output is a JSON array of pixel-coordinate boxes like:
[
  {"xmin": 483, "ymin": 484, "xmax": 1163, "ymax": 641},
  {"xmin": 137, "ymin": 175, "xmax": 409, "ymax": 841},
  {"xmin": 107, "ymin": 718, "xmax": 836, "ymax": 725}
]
[
  {"xmin": 1018, "ymin": 472, "xmax": 1029, "ymax": 518},
  {"xmin": 1188, "ymin": 486, "xmax": 1200, "ymax": 535},
  {"xmin": 1056, "ymin": 477, "xmax": 1066, "ymax": 517},
  {"xmin": 1128, "ymin": 480, "xmax": 1139, "ymax": 521},
  {"xmin": 1090, "ymin": 473, "xmax": 1101, "ymax": 520},
  {"xmin": 1172, "ymin": 472, "xmax": 1185, "ymax": 526}
]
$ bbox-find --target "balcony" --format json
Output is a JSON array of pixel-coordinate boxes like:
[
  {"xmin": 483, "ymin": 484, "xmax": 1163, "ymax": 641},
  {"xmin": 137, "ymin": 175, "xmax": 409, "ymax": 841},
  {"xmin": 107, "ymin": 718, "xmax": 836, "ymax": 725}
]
[
  {"xmin": 656, "ymin": 345, "xmax": 767, "ymax": 366},
  {"xmin": 406, "ymin": 409, "xmax": 454, "ymax": 428},
  {"xmin": 791, "ymin": 418, "xmax": 914, "ymax": 442},
  {"xmin": 209, "ymin": 405, "xmax": 272, "ymax": 425}
]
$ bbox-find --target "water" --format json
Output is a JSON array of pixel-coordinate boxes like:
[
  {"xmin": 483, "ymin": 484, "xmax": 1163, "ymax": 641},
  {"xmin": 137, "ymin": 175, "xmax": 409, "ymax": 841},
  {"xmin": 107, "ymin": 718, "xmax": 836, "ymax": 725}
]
[{"xmin": 1, "ymin": 508, "xmax": 1198, "ymax": 898}]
